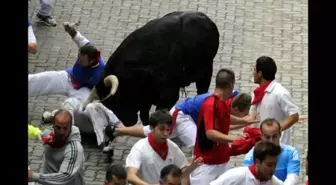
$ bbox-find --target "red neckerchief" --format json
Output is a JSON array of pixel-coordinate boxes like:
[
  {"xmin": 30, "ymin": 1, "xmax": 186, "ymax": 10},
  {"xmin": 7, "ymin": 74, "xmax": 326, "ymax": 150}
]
[
  {"xmin": 306, "ymin": 180, "xmax": 308, "ymax": 185},
  {"xmin": 248, "ymin": 164, "xmax": 267, "ymax": 183},
  {"xmin": 148, "ymin": 133, "xmax": 168, "ymax": 160},
  {"xmin": 251, "ymin": 81, "xmax": 272, "ymax": 105},
  {"xmin": 169, "ymin": 109, "xmax": 180, "ymax": 135},
  {"xmin": 42, "ymin": 131, "xmax": 55, "ymax": 144},
  {"xmin": 68, "ymin": 74, "xmax": 81, "ymax": 89},
  {"xmin": 42, "ymin": 131, "xmax": 67, "ymax": 148}
]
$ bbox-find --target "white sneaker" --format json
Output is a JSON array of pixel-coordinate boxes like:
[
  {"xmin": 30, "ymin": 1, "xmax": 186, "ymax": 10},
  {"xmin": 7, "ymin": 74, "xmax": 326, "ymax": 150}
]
[{"xmin": 42, "ymin": 109, "xmax": 59, "ymax": 123}]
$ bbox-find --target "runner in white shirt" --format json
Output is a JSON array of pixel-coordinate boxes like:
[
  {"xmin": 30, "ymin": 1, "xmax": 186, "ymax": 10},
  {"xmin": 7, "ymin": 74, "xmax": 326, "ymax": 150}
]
[
  {"xmin": 209, "ymin": 141, "xmax": 283, "ymax": 185},
  {"xmin": 249, "ymin": 56, "xmax": 300, "ymax": 145},
  {"xmin": 126, "ymin": 110, "xmax": 203, "ymax": 185}
]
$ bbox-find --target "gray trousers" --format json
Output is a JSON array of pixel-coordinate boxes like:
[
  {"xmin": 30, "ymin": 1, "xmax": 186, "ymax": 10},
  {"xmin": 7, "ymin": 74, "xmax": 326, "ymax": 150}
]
[
  {"xmin": 62, "ymin": 98, "xmax": 121, "ymax": 146},
  {"xmin": 38, "ymin": 0, "xmax": 55, "ymax": 16}
]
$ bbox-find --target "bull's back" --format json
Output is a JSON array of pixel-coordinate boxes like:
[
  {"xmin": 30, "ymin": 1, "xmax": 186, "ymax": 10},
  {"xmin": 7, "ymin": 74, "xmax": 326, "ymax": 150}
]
[{"xmin": 105, "ymin": 11, "xmax": 218, "ymax": 82}]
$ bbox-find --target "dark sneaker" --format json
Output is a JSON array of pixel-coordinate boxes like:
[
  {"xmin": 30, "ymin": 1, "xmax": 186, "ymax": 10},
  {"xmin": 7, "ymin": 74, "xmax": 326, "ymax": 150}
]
[
  {"xmin": 63, "ymin": 21, "xmax": 81, "ymax": 37},
  {"xmin": 36, "ymin": 13, "xmax": 57, "ymax": 27},
  {"xmin": 104, "ymin": 125, "xmax": 116, "ymax": 142}
]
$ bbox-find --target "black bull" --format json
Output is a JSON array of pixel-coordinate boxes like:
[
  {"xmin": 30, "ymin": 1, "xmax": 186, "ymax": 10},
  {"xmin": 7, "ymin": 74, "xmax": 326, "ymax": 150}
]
[{"xmin": 83, "ymin": 11, "xmax": 219, "ymax": 126}]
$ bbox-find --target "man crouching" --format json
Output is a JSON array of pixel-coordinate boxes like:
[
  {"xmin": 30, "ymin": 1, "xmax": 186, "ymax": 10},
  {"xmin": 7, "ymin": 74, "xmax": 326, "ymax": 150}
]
[{"xmin": 28, "ymin": 109, "xmax": 85, "ymax": 185}]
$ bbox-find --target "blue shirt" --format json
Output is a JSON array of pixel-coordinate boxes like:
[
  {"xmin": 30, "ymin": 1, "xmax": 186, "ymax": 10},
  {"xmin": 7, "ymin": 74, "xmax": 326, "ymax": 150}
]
[
  {"xmin": 243, "ymin": 144, "xmax": 301, "ymax": 181},
  {"xmin": 175, "ymin": 93, "xmax": 213, "ymax": 122},
  {"xmin": 175, "ymin": 90, "xmax": 240, "ymax": 122},
  {"xmin": 65, "ymin": 49, "xmax": 105, "ymax": 89}
]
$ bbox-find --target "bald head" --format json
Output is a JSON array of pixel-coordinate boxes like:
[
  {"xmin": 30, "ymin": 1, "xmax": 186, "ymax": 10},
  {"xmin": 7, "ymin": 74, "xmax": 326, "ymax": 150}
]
[
  {"xmin": 54, "ymin": 109, "xmax": 72, "ymax": 126},
  {"xmin": 53, "ymin": 109, "xmax": 72, "ymax": 142}
]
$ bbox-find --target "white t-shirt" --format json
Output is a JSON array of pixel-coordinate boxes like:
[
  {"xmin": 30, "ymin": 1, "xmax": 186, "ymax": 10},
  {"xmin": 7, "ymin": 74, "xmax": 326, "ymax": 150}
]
[
  {"xmin": 210, "ymin": 167, "xmax": 284, "ymax": 185},
  {"xmin": 249, "ymin": 81, "xmax": 299, "ymax": 145},
  {"xmin": 126, "ymin": 138, "xmax": 189, "ymax": 184}
]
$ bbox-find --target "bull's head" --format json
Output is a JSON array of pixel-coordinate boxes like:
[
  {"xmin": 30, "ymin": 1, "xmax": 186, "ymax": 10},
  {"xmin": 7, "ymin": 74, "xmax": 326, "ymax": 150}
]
[{"xmin": 82, "ymin": 75, "xmax": 119, "ymax": 109}]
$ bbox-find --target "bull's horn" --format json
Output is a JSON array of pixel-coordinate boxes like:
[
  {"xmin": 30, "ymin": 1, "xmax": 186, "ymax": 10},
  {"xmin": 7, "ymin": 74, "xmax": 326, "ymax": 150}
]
[{"xmin": 101, "ymin": 75, "xmax": 119, "ymax": 102}]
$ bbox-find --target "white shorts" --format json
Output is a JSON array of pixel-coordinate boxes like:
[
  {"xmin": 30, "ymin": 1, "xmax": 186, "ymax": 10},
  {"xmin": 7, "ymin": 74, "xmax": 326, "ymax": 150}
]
[
  {"xmin": 143, "ymin": 106, "xmax": 197, "ymax": 148},
  {"xmin": 190, "ymin": 163, "xmax": 232, "ymax": 185}
]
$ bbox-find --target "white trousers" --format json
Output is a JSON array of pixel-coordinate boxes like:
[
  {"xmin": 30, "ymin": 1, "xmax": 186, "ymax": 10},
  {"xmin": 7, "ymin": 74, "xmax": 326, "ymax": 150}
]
[
  {"xmin": 28, "ymin": 32, "xmax": 91, "ymax": 100},
  {"xmin": 28, "ymin": 70, "xmax": 91, "ymax": 100},
  {"xmin": 190, "ymin": 163, "xmax": 232, "ymax": 185},
  {"xmin": 62, "ymin": 98, "xmax": 121, "ymax": 146},
  {"xmin": 38, "ymin": 0, "xmax": 55, "ymax": 16},
  {"xmin": 143, "ymin": 106, "xmax": 197, "ymax": 148}
]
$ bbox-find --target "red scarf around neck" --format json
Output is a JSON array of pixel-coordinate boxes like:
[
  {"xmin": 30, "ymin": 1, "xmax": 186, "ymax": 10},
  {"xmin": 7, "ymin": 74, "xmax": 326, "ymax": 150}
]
[
  {"xmin": 251, "ymin": 81, "xmax": 272, "ymax": 105},
  {"xmin": 148, "ymin": 133, "xmax": 168, "ymax": 160},
  {"xmin": 248, "ymin": 164, "xmax": 267, "ymax": 183}
]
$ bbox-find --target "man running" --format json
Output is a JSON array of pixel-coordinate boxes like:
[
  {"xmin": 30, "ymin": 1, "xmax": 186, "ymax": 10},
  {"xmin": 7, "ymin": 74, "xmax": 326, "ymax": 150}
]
[
  {"xmin": 190, "ymin": 68, "xmax": 258, "ymax": 185},
  {"xmin": 248, "ymin": 56, "xmax": 300, "ymax": 145},
  {"xmin": 209, "ymin": 141, "xmax": 283, "ymax": 185},
  {"xmin": 28, "ymin": 21, "xmax": 105, "ymax": 123},
  {"xmin": 125, "ymin": 110, "xmax": 203, "ymax": 185},
  {"xmin": 243, "ymin": 118, "xmax": 301, "ymax": 185}
]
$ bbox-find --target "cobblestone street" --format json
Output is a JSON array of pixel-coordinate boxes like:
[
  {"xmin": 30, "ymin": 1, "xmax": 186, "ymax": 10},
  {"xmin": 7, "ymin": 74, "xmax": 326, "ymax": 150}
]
[{"xmin": 28, "ymin": 0, "xmax": 308, "ymax": 184}]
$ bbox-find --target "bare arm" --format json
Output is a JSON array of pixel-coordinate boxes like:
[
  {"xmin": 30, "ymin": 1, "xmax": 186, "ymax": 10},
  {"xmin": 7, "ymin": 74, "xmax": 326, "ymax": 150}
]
[
  {"xmin": 281, "ymin": 113, "xmax": 299, "ymax": 131},
  {"xmin": 278, "ymin": 93, "xmax": 300, "ymax": 131},
  {"xmin": 206, "ymin": 130, "xmax": 238, "ymax": 143},
  {"xmin": 230, "ymin": 115, "xmax": 259, "ymax": 126},
  {"xmin": 230, "ymin": 115, "xmax": 246, "ymax": 125},
  {"xmin": 180, "ymin": 157, "xmax": 203, "ymax": 178},
  {"xmin": 127, "ymin": 167, "xmax": 150, "ymax": 185},
  {"xmin": 28, "ymin": 26, "xmax": 37, "ymax": 54},
  {"xmin": 202, "ymin": 103, "xmax": 241, "ymax": 143},
  {"xmin": 299, "ymin": 115, "xmax": 308, "ymax": 121},
  {"xmin": 229, "ymin": 124, "xmax": 247, "ymax": 131},
  {"xmin": 28, "ymin": 43, "xmax": 37, "ymax": 54}
]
